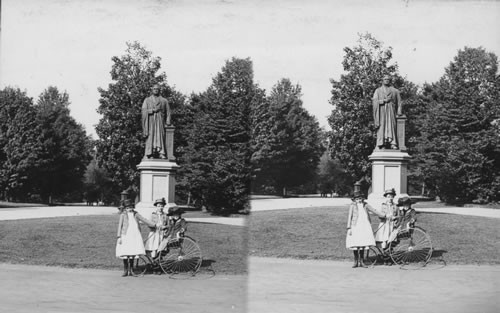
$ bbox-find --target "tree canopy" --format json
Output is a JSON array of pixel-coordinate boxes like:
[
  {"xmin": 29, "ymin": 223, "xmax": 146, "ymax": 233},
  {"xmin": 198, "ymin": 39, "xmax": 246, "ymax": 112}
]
[
  {"xmin": 251, "ymin": 78, "xmax": 325, "ymax": 196},
  {"xmin": 412, "ymin": 47, "xmax": 500, "ymax": 203},
  {"xmin": 180, "ymin": 57, "xmax": 261, "ymax": 214},
  {"xmin": 0, "ymin": 86, "xmax": 91, "ymax": 203},
  {"xmin": 328, "ymin": 33, "xmax": 418, "ymax": 186},
  {"xmin": 95, "ymin": 41, "xmax": 184, "ymax": 198},
  {"xmin": 0, "ymin": 87, "xmax": 43, "ymax": 201}
]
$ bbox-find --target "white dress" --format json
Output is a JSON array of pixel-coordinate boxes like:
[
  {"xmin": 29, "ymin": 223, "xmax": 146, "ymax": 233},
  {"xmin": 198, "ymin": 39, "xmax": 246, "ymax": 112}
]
[
  {"xmin": 144, "ymin": 212, "xmax": 166, "ymax": 258},
  {"xmin": 374, "ymin": 203, "xmax": 396, "ymax": 248},
  {"xmin": 116, "ymin": 212, "xmax": 146, "ymax": 259},
  {"xmin": 346, "ymin": 203, "xmax": 376, "ymax": 250}
]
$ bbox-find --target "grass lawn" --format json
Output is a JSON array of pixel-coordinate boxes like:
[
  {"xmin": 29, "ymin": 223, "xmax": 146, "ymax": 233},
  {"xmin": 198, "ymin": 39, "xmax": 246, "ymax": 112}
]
[
  {"xmin": 0, "ymin": 215, "xmax": 247, "ymax": 275},
  {"xmin": 249, "ymin": 206, "xmax": 500, "ymax": 264}
]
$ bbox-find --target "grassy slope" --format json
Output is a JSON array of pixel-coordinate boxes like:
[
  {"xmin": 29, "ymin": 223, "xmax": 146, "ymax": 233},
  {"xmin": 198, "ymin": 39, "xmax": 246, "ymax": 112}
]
[
  {"xmin": 0, "ymin": 215, "xmax": 247, "ymax": 274},
  {"xmin": 249, "ymin": 206, "xmax": 500, "ymax": 264}
]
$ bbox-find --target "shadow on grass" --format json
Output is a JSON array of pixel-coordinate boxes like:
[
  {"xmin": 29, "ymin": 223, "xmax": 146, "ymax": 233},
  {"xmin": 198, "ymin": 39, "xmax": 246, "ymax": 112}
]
[
  {"xmin": 201, "ymin": 259, "xmax": 216, "ymax": 268},
  {"xmin": 431, "ymin": 249, "xmax": 447, "ymax": 259}
]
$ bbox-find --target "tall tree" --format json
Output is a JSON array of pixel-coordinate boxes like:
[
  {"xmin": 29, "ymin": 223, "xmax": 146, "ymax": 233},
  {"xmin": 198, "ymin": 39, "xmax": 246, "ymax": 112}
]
[
  {"xmin": 181, "ymin": 57, "xmax": 263, "ymax": 214},
  {"xmin": 0, "ymin": 87, "xmax": 43, "ymax": 201},
  {"xmin": 316, "ymin": 152, "xmax": 353, "ymax": 197},
  {"xmin": 328, "ymin": 33, "xmax": 417, "ymax": 183},
  {"xmin": 83, "ymin": 156, "xmax": 114, "ymax": 205},
  {"xmin": 33, "ymin": 86, "xmax": 92, "ymax": 203},
  {"xmin": 251, "ymin": 78, "xmax": 325, "ymax": 196},
  {"xmin": 95, "ymin": 41, "xmax": 185, "ymax": 198},
  {"xmin": 413, "ymin": 47, "xmax": 500, "ymax": 203}
]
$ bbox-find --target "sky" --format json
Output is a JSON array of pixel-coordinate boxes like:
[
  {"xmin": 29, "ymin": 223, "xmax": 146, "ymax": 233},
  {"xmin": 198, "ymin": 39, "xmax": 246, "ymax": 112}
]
[{"xmin": 1, "ymin": 0, "xmax": 499, "ymax": 138}]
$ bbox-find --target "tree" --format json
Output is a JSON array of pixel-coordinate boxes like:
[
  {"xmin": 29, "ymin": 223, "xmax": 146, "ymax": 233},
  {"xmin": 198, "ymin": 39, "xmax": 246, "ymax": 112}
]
[
  {"xmin": 327, "ymin": 33, "xmax": 416, "ymax": 183},
  {"xmin": 251, "ymin": 78, "xmax": 325, "ymax": 196},
  {"xmin": 0, "ymin": 87, "xmax": 43, "ymax": 201},
  {"xmin": 316, "ymin": 152, "xmax": 353, "ymax": 197},
  {"xmin": 83, "ymin": 156, "xmax": 114, "ymax": 205},
  {"xmin": 181, "ymin": 57, "xmax": 263, "ymax": 214},
  {"xmin": 95, "ymin": 41, "xmax": 185, "ymax": 198},
  {"xmin": 33, "ymin": 86, "xmax": 92, "ymax": 203},
  {"xmin": 413, "ymin": 47, "xmax": 500, "ymax": 203}
]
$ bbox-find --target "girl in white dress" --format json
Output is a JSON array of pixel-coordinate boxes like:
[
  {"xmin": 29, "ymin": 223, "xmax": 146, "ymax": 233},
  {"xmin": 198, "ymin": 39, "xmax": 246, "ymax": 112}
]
[
  {"xmin": 374, "ymin": 188, "xmax": 397, "ymax": 252},
  {"xmin": 144, "ymin": 198, "xmax": 168, "ymax": 260},
  {"xmin": 116, "ymin": 200, "xmax": 156, "ymax": 277},
  {"xmin": 346, "ymin": 191, "xmax": 381, "ymax": 268}
]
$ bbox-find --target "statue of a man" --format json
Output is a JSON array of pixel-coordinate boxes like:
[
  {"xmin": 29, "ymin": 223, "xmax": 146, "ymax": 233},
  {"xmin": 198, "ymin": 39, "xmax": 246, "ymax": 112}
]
[
  {"xmin": 142, "ymin": 84, "xmax": 171, "ymax": 159},
  {"xmin": 372, "ymin": 75, "xmax": 402, "ymax": 150}
]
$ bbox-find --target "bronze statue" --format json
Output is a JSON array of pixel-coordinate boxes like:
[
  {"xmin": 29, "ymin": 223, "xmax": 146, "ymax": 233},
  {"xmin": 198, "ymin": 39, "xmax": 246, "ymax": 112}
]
[
  {"xmin": 372, "ymin": 75, "xmax": 402, "ymax": 150},
  {"xmin": 142, "ymin": 84, "xmax": 171, "ymax": 159}
]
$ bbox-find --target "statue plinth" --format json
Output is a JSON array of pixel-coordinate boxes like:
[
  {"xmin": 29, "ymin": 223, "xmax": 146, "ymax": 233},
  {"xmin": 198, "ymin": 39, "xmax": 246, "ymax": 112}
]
[
  {"xmin": 367, "ymin": 150, "xmax": 411, "ymax": 207},
  {"xmin": 135, "ymin": 159, "xmax": 179, "ymax": 216}
]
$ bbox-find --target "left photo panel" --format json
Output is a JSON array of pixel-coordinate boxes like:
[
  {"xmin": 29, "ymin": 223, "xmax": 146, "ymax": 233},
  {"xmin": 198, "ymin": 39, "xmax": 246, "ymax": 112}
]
[{"xmin": 0, "ymin": 1, "xmax": 249, "ymax": 312}]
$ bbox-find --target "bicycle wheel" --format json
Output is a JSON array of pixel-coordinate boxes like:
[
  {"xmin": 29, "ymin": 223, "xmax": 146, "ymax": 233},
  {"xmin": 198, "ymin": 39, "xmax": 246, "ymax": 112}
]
[
  {"xmin": 130, "ymin": 255, "xmax": 151, "ymax": 276},
  {"xmin": 159, "ymin": 236, "xmax": 202, "ymax": 275},
  {"xmin": 389, "ymin": 227, "xmax": 432, "ymax": 266},
  {"xmin": 365, "ymin": 246, "xmax": 382, "ymax": 266}
]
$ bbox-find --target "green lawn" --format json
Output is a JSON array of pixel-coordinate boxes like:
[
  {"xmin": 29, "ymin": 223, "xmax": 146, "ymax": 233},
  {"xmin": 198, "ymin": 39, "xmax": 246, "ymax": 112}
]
[
  {"xmin": 249, "ymin": 206, "xmax": 500, "ymax": 264},
  {"xmin": 0, "ymin": 215, "xmax": 247, "ymax": 275}
]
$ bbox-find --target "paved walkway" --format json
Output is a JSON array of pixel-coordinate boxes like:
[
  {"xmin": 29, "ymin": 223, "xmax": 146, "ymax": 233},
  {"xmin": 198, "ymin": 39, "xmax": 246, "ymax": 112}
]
[
  {"xmin": 0, "ymin": 263, "xmax": 246, "ymax": 313},
  {"xmin": 249, "ymin": 197, "xmax": 500, "ymax": 218},
  {"xmin": 0, "ymin": 205, "xmax": 246, "ymax": 226},
  {"xmin": 250, "ymin": 197, "xmax": 352, "ymax": 212},
  {"xmin": 248, "ymin": 257, "xmax": 499, "ymax": 313}
]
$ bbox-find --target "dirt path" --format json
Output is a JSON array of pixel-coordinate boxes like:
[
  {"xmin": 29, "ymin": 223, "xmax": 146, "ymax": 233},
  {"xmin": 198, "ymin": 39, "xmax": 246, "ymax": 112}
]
[
  {"xmin": 0, "ymin": 263, "xmax": 246, "ymax": 313},
  {"xmin": 248, "ymin": 257, "xmax": 499, "ymax": 313}
]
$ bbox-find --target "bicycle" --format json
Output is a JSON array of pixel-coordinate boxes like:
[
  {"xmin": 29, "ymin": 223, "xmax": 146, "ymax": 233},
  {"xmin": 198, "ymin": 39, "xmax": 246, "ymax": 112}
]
[
  {"xmin": 131, "ymin": 235, "xmax": 202, "ymax": 276},
  {"xmin": 366, "ymin": 225, "xmax": 433, "ymax": 267}
]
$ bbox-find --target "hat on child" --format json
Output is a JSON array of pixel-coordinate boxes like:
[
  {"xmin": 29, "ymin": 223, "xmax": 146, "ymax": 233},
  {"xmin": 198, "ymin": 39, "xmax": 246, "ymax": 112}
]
[
  {"xmin": 351, "ymin": 190, "xmax": 365, "ymax": 200},
  {"xmin": 167, "ymin": 206, "xmax": 185, "ymax": 216},
  {"xmin": 383, "ymin": 188, "xmax": 396, "ymax": 197},
  {"xmin": 154, "ymin": 198, "xmax": 166, "ymax": 206},
  {"xmin": 397, "ymin": 196, "xmax": 412, "ymax": 206},
  {"xmin": 122, "ymin": 199, "xmax": 134, "ymax": 208}
]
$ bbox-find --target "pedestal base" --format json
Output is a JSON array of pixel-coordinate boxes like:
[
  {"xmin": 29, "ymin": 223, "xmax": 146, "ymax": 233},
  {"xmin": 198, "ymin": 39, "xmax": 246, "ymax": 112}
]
[
  {"xmin": 367, "ymin": 150, "xmax": 411, "ymax": 207},
  {"xmin": 135, "ymin": 159, "xmax": 179, "ymax": 217}
]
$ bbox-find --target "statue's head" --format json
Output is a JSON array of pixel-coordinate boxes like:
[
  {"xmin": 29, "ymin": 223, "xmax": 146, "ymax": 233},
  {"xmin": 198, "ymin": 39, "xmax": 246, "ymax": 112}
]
[
  {"xmin": 382, "ymin": 75, "xmax": 392, "ymax": 86},
  {"xmin": 152, "ymin": 84, "xmax": 161, "ymax": 95}
]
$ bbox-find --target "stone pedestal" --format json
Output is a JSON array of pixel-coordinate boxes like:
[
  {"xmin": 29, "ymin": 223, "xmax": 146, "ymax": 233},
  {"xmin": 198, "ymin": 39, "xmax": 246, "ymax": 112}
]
[
  {"xmin": 367, "ymin": 150, "xmax": 411, "ymax": 207},
  {"xmin": 135, "ymin": 159, "xmax": 179, "ymax": 216}
]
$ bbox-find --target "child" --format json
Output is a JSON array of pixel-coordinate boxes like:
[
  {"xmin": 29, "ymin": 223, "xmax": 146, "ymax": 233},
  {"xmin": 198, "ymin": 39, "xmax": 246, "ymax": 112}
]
[
  {"xmin": 144, "ymin": 198, "xmax": 169, "ymax": 260},
  {"xmin": 158, "ymin": 206, "xmax": 187, "ymax": 252},
  {"xmin": 164, "ymin": 206, "xmax": 187, "ymax": 240},
  {"xmin": 346, "ymin": 191, "xmax": 380, "ymax": 268},
  {"xmin": 374, "ymin": 188, "xmax": 398, "ymax": 251},
  {"xmin": 394, "ymin": 196, "xmax": 416, "ymax": 231},
  {"xmin": 116, "ymin": 199, "xmax": 156, "ymax": 277}
]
